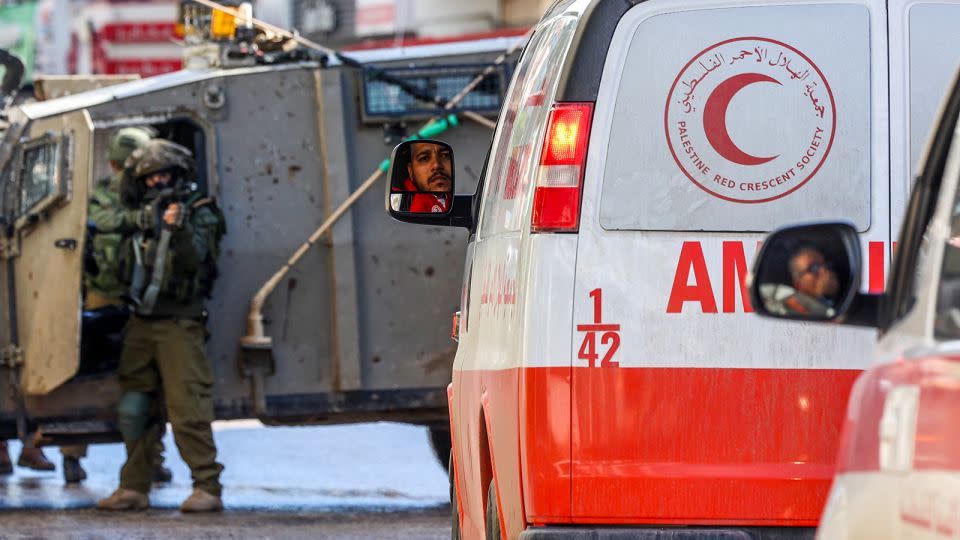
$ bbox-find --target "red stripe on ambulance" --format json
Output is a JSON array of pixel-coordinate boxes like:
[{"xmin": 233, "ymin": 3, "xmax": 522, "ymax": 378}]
[
  {"xmin": 454, "ymin": 365, "xmax": 860, "ymax": 532},
  {"xmin": 571, "ymin": 366, "xmax": 859, "ymax": 524}
]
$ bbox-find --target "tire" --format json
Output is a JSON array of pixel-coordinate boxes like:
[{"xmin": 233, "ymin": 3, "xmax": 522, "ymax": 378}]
[
  {"xmin": 449, "ymin": 454, "xmax": 461, "ymax": 540},
  {"xmin": 429, "ymin": 424, "xmax": 452, "ymax": 471},
  {"xmin": 485, "ymin": 479, "xmax": 502, "ymax": 540}
]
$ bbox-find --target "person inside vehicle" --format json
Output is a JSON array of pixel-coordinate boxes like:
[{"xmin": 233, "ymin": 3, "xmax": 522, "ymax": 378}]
[
  {"xmin": 96, "ymin": 139, "xmax": 226, "ymax": 513},
  {"xmin": 64, "ymin": 126, "xmax": 174, "ymax": 485},
  {"xmin": 783, "ymin": 246, "xmax": 841, "ymax": 317},
  {"xmin": 396, "ymin": 141, "xmax": 452, "ymax": 213}
]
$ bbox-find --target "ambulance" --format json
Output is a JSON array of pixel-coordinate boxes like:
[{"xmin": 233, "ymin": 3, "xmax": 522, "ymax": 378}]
[
  {"xmin": 385, "ymin": 0, "xmax": 960, "ymax": 538},
  {"xmin": 749, "ymin": 69, "xmax": 960, "ymax": 539}
]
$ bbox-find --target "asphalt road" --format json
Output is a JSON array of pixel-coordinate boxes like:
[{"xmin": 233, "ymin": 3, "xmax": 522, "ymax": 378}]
[
  {"xmin": 0, "ymin": 507, "xmax": 450, "ymax": 539},
  {"xmin": 0, "ymin": 421, "xmax": 451, "ymax": 539}
]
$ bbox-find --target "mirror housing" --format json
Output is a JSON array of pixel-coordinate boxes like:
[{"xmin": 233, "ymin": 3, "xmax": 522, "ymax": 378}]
[
  {"xmin": 385, "ymin": 139, "xmax": 474, "ymax": 229},
  {"xmin": 749, "ymin": 221, "xmax": 880, "ymax": 327}
]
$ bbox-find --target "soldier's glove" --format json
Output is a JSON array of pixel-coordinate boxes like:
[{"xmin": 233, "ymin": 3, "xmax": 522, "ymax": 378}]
[{"xmin": 162, "ymin": 203, "xmax": 186, "ymax": 230}]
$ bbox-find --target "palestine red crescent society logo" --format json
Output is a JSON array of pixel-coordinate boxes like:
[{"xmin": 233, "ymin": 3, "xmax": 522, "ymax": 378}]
[{"xmin": 665, "ymin": 37, "xmax": 836, "ymax": 204}]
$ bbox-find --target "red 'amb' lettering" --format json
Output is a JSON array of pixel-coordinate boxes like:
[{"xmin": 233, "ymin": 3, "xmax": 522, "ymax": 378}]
[
  {"xmin": 666, "ymin": 241, "xmax": 751, "ymax": 314},
  {"xmin": 666, "ymin": 242, "xmax": 717, "ymax": 313},
  {"xmin": 666, "ymin": 240, "xmax": 894, "ymax": 313},
  {"xmin": 722, "ymin": 241, "xmax": 752, "ymax": 313}
]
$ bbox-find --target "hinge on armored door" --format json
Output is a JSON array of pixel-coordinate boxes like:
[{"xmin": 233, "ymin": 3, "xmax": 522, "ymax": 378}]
[
  {"xmin": 0, "ymin": 344, "xmax": 23, "ymax": 368},
  {"xmin": 0, "ymin": 234, "xmax": 18, "ymax": 259}
]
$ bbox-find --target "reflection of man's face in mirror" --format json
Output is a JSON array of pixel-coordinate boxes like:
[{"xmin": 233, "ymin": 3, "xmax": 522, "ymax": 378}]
[
  {"xmin": 789, "ymin": 247, "xmax": 840, "ymax": 300},
  {"xmin": 407, "ymin": 143, "xmax": 452, "ymax": 193}
]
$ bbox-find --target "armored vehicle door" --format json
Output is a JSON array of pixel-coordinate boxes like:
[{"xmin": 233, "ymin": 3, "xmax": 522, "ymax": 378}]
[{"xmin": 3, "ymin": 110, "xmax": 93, "ymax": 395}]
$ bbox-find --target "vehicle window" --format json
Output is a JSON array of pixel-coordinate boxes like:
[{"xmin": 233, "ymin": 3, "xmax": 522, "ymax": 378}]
[
  {"xmin": 361, "ymin": 63, "xmax": 511, "ymax": 123},
  {"xmin": 18, "ymin": 140, "xmax": 60, "ymax": 218},
  {"xmin": 934, "ymin": 198, "xmax": 960, "ymax": 339},
  {"xmin": 599, "ymin": 4, "xmax": 870, "ymax": 232},
  {"xmin": 477, "ymin": 16, "xmax": 578, "ymax": 239}
]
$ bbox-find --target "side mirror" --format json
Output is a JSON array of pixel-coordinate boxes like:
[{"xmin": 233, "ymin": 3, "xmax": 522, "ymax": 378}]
[
  {"xmin": 386, "ymin": 139, "xmax": 454, "ymax": 217},
  {"xmin": 750, "ymin": 222, "xmax": 863, "ymax": 323}
]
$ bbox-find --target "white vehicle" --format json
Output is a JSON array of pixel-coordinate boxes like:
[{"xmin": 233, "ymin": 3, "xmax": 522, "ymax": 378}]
[
  {"xmin": 387, "ymin": 0, "xmax": 960, "ymax": 538},
  {"xmin": 750, "ymin": 69, "xmax": 960, "ymax": 540}
]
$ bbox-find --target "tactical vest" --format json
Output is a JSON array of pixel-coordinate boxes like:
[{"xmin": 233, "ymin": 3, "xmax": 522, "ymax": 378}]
[
  {"xmin": 85, "ymin": 177, "xmax": 129, "ymax": 299},
  {"xmin": 121, "ymin": 193, "xmax": 226, "ymax": 314}
]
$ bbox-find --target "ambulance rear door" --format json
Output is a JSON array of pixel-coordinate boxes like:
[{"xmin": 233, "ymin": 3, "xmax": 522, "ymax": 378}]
[
  {"xmin": 570, "ymin": 0, "xmax": 887, "ymax": 524},
  {"xmin": 2, "ymin": 110, "xmax": 92, "ymax": 395}
]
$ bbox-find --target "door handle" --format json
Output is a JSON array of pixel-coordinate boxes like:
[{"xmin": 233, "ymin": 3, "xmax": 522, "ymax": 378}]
[{"xmin": 54, "ymin": 238, "xmax": 77, "ymax": 250}]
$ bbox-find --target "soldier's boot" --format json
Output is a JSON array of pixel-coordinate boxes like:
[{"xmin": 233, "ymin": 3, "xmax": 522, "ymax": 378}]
[
  {"xmin": 62, "ymin": 456, "xmax": 87, "ymax": 484},
  {"xmin": 180, "ymin": 488, "xmax": 223, "ymax": 513},
  {"xmin": 153, "ymin": 465, "xmax": 173, "ymax": 484},
  {"xmin": 97, "ymin": 488, "xmax": 149, "ymax": 511},
  {"xmin": 0, "ymin": 442, "xmax": 12, "ymax": 475},
  {"xmin": 17, "ymin": 446, "xmax": 55, "ymax": 471}
]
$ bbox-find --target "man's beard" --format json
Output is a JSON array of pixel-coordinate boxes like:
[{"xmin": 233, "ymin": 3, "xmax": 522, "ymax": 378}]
[{"xmin": 428, "ymin": 173, "xmax": 451, "ymax": 189}]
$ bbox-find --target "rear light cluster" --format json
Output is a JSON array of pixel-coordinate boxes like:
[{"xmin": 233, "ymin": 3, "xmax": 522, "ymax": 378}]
[{"xmin": 531, "ymin": 102, "xmax": 594, "ymax": 232}]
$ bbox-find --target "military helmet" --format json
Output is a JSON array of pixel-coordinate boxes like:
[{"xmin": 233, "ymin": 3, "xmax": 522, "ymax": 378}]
[
  {"xmin": 121, "ymin": 139, "xmax": 197, "ymax": 206},
  {"xmin": 125, "ymin": 139, "xmax": 197, "ymax": 182},
  {"xmin": 106, "ymin": 127, "xmax": 154, "ymax": 163}
]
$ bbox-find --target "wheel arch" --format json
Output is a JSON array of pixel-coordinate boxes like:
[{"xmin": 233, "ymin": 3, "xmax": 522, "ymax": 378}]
[
  {"xmin": 447, "ymin": 383, "xmax": 465, "ymax": 532},
  {"xmin": 480, "ymin": 392, "xmax": 506, "ymax": 539}
]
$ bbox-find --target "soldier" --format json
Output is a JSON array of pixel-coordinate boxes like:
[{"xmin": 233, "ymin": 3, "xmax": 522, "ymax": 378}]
[
  {"xmin": 97, "ymin": 139, "xmax": 226, "ymax": 513},
  {"xmin": 64, "ymin": 127, "xmax": 174, "ymax": 485}
]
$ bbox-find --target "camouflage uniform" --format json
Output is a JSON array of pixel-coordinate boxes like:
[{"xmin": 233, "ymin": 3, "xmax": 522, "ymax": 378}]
[{"xmin": 110, "ymin": 140, "xmax": 226, "ymax": 503}]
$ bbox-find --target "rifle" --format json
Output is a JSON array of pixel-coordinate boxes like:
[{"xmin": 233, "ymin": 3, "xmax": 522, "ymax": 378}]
[{"xmin": 130, "ymin": 179, "xmax": 198, "ymax": 315}]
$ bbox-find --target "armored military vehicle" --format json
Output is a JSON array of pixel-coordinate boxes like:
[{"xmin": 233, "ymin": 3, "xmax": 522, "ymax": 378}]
[{"xmin": 0, "ymin": 11, "xmax": 522, "ymax": 467}]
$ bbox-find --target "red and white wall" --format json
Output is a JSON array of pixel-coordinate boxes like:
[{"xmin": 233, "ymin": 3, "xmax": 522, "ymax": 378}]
[{"xmin": 67, "ymin": 1, "xmax": 181, "ymax": 76}]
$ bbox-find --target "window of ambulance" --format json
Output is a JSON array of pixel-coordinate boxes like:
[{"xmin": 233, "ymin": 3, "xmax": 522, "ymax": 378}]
[
  {"xmin": 895, "ymin": 2, "xmax": 960, "ymax": 334},
  {"xmin": 477, "ymin": 15, "xmax": 578, "ymax": 238},
  {"xmin": 597, "ymin": 4, "xmax": 871, "ymax": 232},
  {"xmin": 907, "ymin": 3, "xmax": 960, "ymax": 179}
]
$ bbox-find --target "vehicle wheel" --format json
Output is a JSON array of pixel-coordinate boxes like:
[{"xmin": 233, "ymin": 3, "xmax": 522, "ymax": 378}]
[
  {"xmin": 485, "ymin": 479, "xmax": 502, "ymax": 540},
  {"xmin": 429, "ymin": 424, "xmax": 452, "ymax": 470},
  {"xmin": 449, "ymin": 454, "xmax": 461, "ymax": 540}
]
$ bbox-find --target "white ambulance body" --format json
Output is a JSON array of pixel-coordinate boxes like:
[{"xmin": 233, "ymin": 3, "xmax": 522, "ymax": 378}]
[{"xmin": 388, "ymin": 0, "xmax": 960, "ymax": 538}]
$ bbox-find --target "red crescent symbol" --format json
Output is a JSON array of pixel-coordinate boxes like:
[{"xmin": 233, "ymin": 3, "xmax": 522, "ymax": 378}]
[{"xmin": 703, "ymin": 73, "xmax": 781, "ymax": 166}]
